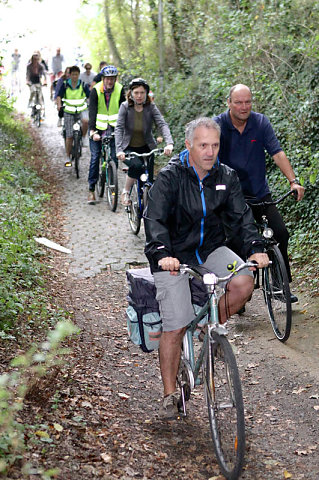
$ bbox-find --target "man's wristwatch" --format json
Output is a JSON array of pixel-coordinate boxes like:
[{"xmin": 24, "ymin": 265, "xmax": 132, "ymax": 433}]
[{"xmin": 289, "ymin": 178, "xmax": 301, "ymax": 185}]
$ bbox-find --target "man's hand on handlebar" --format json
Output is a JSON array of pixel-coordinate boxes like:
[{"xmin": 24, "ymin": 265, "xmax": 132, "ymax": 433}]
[
  {"xmin": 90, "ymin": 130, "xmax": 101, "ymax": 142},
  {"xmin": 248, "ymin": 252, "xmax": 269, "ymax": 270},
  {"xmin": 158, "ymin": 256, "xmax": 180, "ymax": 276},
  {"xmin": 290, "ymin": 183, "xmax": 304, "ymax": 201},
  {"xmin": 164, "ymin": 144, "xmax": 173, "ymax": 156}
]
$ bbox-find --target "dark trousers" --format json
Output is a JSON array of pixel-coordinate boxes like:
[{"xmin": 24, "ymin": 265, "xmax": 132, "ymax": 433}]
[{"xmin": 249, "ymin": 194, "xmax": 291, "ymax": 282}]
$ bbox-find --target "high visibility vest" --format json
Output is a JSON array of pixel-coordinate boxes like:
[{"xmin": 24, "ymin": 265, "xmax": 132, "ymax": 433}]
[
  {"xmin": 94, "ymin": 81, "xmax": 122, "ymax": 129},
  {"xmin": 63, "ymin": 81, "xmax": 87, "ymax": 114}
]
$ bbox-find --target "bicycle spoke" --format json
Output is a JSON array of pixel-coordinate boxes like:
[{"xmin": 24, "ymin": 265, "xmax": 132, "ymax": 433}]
[
  {"xmin": 263, "ymin": 245, "xmax": 291, "ymax": 342},
  {"xmin": 127, "ymin": 183, "xmax": 141, "ymax": 235},
  {"xmin": 204, "ymin": 332, "xmax": 245, "ymax": 480}
]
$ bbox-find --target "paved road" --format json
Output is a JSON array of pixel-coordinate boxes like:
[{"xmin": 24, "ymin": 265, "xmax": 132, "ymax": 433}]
[{"xmin": 27, "ymin": 91, "xmax": 148, "ymax": 277}]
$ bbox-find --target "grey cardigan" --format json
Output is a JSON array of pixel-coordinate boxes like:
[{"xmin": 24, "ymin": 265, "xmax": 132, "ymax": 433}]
[{"xmin": 115, "ymin": 101, "xmax": 173, "ymax": 153}]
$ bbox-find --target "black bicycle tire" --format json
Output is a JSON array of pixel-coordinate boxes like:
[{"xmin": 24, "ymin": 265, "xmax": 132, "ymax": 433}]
[
  {"xmin": 73, "ymin": 134, "xmax": 80, "ymax": 179},
  {"xmin": 128, "ymin": 183, "xmax": 141, "ymax": 235},
  {"xmin": 204, "ymin": 331, "xmax": 245, "ymax": 480},
  {"xmin": 263, "ymin": 244, "xmax": 292, "ymax": 342},
  {"xmin": 106, "ymin": 160, "xmax": 118, "ymax": 212},
  {"xmin": 36, "ymin": 111, "xmax": 41, "ymax": 128},
  {"xmin": 97, "ymin": 158, "xmax": 106, "ymax": 198}
]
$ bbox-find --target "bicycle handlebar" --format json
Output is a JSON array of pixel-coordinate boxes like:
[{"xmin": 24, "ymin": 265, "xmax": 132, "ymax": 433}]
[
  {"xmin": 180, "ymin": 261, "xmax": 258, "ymax": 286},
  {"xmin": 124, "ymin": 148, "xmax": 164, "ymax": 159},
  {"xmin": 246, "ymin": 189, "xmax": 297, "ymax": 207}
]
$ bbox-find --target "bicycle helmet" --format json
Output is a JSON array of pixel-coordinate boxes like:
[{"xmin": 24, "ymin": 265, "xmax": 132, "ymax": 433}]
[
  {"xmin": 129, "ymin": 77, "xmax": 150, "ymax": 94},
  {"xmin": 101, "ymin": 65, "xmax": 118, "ymax": 77}
]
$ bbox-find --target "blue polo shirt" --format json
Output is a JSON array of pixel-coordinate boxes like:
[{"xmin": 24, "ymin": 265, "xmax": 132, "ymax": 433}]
[{"xmin": 214, "ymin": 110, "xmax": 282, "ymax": 200}]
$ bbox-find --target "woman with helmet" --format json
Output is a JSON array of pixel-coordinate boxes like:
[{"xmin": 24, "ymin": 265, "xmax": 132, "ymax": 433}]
[
  {"xmin": 87, "ymin": 65, "xmax": 126, "ymax": 204},
  {"xmin": 115, "ymin": 78, "xmax": 174, "ymax": 206}
]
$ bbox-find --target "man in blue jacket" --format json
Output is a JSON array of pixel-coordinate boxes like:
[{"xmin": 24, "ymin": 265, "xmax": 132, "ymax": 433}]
[
  {"xmin": 144, "ymin": 117, "xmax": 269, "ymax": 419},
  {"xmin": 214, "ymin": 84, "xmax": 304, "ymax": 301}
]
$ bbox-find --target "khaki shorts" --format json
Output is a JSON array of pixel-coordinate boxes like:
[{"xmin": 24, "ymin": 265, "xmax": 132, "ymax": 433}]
[{"xmin": 153, "ymin": 246, "xmax": 253, "ymax": 332}]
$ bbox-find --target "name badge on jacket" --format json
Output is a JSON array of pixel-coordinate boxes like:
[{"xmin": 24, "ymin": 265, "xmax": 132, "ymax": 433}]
[{"xmin": 216, "ymin": 185, "xmax": 226, "ymax": 190}]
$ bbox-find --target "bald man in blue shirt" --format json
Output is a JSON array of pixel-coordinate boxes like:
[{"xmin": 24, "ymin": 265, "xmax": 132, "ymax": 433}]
[{"xmin": 214, "ymin": 84, "xmax": 304, "ymax": 301}]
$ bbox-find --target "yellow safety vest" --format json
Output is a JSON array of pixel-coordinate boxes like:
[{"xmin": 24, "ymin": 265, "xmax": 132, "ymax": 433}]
[
  {"xmin": 63, "ymin": 81, "xmax": 87, "ymax": 114},
  {"xmin": 94, "ymin": 81, "xmax": 122, "ymax": 129}
]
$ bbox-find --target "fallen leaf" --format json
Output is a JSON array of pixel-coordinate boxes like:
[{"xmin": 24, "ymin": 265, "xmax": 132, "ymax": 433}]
[
  {"xmin": 284, "ymin": 470, "xmax": 293, "ymax": 478},
  {"xmin": 118, "ymin": 392, "xmax": 130, "ymax": 399},
  {"xmin": 314, "ymin": 405, "xmax": 319, "ymax": 411},
  {"xmin": 53, "ymin": 423, "xmax": 63, "ymax": 432},
  {"xmin": 81, "ymin": 401, "xmax": 93, "ymax": 408},
  {"xmin": 101, "ymin": 453, "xmax": 112, "ymax": 463},
  {"xmin": 292, "ymin": 387, "xmax": 307, "ymax": 394},
  {"xmin": 35, "ymin": 430, "xmax": 50, "ymax": 438}
]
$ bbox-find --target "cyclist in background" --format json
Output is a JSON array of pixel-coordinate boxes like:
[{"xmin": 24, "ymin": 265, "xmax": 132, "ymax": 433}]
[
  {"xmin": 213, "ymin": 84, "xmax": 305, "ymax": 302},
  {"xmin": 115, "ymin": 78, "xmax": 173, "ymax": 206},
  {"xmin": 50, "ymin": 47, "xmax": 64, "ymax": 100},
  {"xmin": 26, "ymin": 52, "xmax": 47, "ymax": 110},
  {"xmin": 90, "ymin": 61, "xmax": 107, "ymax": 89},
  {"xmin": 80, "ymin": 63, "xmax": 96, "ymax": 88},
  {"xmin": 87, "ymin": 65, "xmax": 125, "ymax": 204},
  {"xmin": 144, "ymin": 117, "xmax": 268, "ymax": 419},
  {"xmin": 56, "ymin": 65, "xmax": 90, "ymax": 167}
]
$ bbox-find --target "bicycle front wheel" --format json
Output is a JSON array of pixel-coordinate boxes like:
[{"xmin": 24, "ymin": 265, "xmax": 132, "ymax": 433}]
[
  {"xmin": 97, "ymin": 160, "xmax": 106, "ymax": 198},
  {"xmin": 204, "ymin": 331, "xmax": 245, "ymax": 480},
  {"xmin": 106, "ymin": 160, "xmax": 118, "ymax": 212},
  {"xmin": 263, "ymin": 244, "xmax": 292, "ymax": 342},
  {"xmin": 127, "ymin": 183, "xmax": 141, "ymax": 235},
  {"xmin": 142, "ymin": 184, "xmax": 150, "ymax": 214},
  {"xmin": 73, "ymin": 135, "xmax": 81, "ymax": 179}
]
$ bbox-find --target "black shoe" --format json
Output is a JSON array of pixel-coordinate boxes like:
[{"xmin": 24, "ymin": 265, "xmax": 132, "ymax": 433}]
[
  {"xmin": 236, "ymin": 306, "xmax": 246, "ymax": 315},
  {"xmin": 290, "ymin": 293, "xmax": 298, "ymax": 303}
]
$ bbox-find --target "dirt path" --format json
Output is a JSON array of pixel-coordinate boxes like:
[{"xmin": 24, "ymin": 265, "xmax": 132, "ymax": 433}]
[{"xmin": 10, "ymin": 95, "xmax": 319, "ymax": 479}]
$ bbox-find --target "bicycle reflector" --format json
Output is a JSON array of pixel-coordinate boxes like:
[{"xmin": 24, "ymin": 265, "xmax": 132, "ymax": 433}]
[
  {"xmin": 73, "ymin": 123, "xmax": 81, "ymax": 131},
  {"xmin": 36, "ymin": 104, "xmax": 41, "ymax": 110},
  {"xmin": 140, "ymin": 173, "xmax": 148, "ymax": 182},
  {"xmin": 263, "ymin": 227, "xmax": 274, "ymax": 239}
]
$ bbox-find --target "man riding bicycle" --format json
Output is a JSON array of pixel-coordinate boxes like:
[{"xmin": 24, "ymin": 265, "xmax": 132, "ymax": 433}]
[
  {"xmin": 214, "ymin": 84, "xmax": 305, "ymax": 302},
  {"xmin": 87, "ymin": 65, "xmax": 125, "ymax": 204},
  {"xmin": 144, "ymin": 117, "xmax": 269, "ymax": 419},
  {"xmin": 26, "ymin": 52, "xmax": 47, "ymax": 111},
  {"xmin": 56, "ymin": 65, "xmax": 90, "ymax": 167}
]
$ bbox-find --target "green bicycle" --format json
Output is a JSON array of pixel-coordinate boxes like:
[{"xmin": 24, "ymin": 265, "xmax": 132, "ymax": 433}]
[
  {"xmin": 177, "ymin": 260, "xmax": 257, "ymax": 480},
  {"xmin": 96, "ymin": 134, "xmax": 118, "ymax": 212}
]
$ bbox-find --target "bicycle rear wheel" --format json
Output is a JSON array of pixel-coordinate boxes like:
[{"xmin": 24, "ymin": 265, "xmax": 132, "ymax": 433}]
[
  {"xmin": 106, "ymin": 160, "xmax": 118, "ymax": 212},
  {"xmin": 127, "ymin": 183, "xmax": 141, "ymax": 235},
  {"xmin": 263, "ymin": 244, "xmax": 292, "ymax": 342},
  {"xmin": 73, "ymin": 135, "xmax": 80, "ymax": 179},
  {"xmin": 204, "ymin": 331, "xmax": 245, "ymax": 480}
]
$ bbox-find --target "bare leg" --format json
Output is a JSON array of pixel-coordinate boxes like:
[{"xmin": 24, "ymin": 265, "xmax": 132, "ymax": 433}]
[
  {"xmin": 65, "ymin": 137, "xmax": 73, "ymax": 157},
  {"xmin": 219, "ymin": 275, "xmax": 254, "ymax": 323},
  {"xmin": 159, "ymin": 327, "xmax": 186, "ymax": 396},
  {"xmin": 124, "ymin": 176, "xmax": 135, "ymax": 192}
]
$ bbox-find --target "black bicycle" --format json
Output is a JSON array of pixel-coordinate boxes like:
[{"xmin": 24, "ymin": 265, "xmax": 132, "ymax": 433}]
[
  {"xmin": 62, "ymin": 112, "xmax": 82, "ymax": 179},
  {"xmin": 246, "ymin": 189, "xmax": 297, "ymax": 342},
  {"xmin": 96, "ymin": 134, "xmax": 118, "ymax": 212},
  {"xmin": 29, "ymin": 84, "xmax": 44, "ymax": 128},
  {"xmin": 124, "ymin": 148, "xmax": 163, "ymax": 235}
]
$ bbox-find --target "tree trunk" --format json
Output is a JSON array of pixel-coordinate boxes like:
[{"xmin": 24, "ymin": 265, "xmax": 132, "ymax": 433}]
[{"xmin": 103, "ymin": 0, "xmax": 126, "ymax": 70}]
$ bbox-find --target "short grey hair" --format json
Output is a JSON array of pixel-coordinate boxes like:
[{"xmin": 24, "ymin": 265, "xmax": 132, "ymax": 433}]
[{"xmin": 185, "ymin": 117, "xmax": 221, "ymax": 146}]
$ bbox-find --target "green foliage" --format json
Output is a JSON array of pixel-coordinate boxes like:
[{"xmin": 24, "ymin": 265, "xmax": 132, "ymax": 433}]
[{"xmin": 0, "ymin": 321, "xmax": 79, "ymax": 474}]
